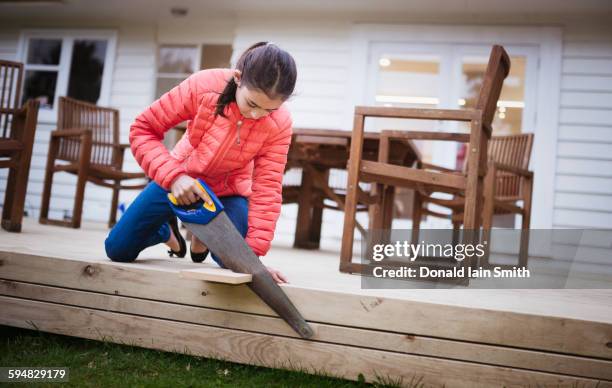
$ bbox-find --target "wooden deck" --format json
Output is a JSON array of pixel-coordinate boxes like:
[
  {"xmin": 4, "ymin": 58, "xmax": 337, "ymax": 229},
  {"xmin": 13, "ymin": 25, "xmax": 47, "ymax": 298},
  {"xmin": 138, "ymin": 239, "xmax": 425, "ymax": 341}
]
[{"xmin": 1, "ymin": 219, "xmax": 611, "ymax": 387}]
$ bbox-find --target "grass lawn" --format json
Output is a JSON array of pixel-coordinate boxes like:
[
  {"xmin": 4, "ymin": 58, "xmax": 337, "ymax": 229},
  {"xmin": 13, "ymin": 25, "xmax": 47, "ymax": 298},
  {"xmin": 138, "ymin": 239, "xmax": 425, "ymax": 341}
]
[{"xmin": 0, "ymin": 325, "xmax": 407, "ymax": 387}]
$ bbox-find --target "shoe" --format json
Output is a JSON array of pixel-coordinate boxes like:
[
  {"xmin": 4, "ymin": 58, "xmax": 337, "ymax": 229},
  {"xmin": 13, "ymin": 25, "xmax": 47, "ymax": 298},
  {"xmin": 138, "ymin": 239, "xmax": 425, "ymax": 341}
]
[
  {"xmin": 167, "ymin": 216, "xmax": 186, "ymax": 258},
  {"xmin": 190, "ymin": 247, "xmax": 209, "ymax": 263}
]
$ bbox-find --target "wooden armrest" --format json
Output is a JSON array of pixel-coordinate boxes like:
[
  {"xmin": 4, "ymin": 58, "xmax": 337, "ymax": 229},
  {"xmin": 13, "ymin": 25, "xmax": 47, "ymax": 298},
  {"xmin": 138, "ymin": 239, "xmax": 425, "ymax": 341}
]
[
  {"xmin": 51, "ymin": 128, "xmax": 91, "ymax": 138},
  {"xmin": 492, "ymin": 162, "xmax": 533, "ymax": 178},
  {"xmin": 381, "ymin": 129, "xmax": 471, "ymax": 143},
  {"xmin": 356, "ymin": 106, "xmax": 480, "ymax": 122},
  {"xmin": 118, "ymin": 143, "xmax": 131, "ymax": 149}
]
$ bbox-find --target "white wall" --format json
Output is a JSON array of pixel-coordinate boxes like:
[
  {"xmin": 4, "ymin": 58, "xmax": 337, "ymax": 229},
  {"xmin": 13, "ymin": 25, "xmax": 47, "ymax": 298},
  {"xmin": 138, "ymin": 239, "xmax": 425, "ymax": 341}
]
[
  {"xmin": 234, "ymin": 21, "xmax": 351, "ymax": 131},
  {"xmin": 554, "ymin": 23, "xmax": 612, "ymax": 228}
]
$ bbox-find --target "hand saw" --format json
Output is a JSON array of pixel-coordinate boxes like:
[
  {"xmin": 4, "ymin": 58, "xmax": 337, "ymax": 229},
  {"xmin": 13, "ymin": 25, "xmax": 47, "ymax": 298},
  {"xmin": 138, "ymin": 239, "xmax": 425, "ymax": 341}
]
[{"xmin": 167, "ymin": 178, "xmax": 314, "ymax": 339}]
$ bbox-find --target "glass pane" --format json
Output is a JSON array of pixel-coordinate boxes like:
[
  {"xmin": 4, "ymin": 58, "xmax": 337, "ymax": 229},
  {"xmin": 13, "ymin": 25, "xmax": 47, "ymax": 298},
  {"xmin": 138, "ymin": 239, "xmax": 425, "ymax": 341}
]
[
  {"xmin": 158, "ymin": 46, "xmax": 197, "ymax": 74},
  {"xmin": 460, "ymin": 55, "xmax": 525, "ymax": 135},
  {"xmin": 22, "ymin": 70, "xmax": 58, "ymax": 109},
  {"xmin": 371, "ymin": 53, "xmax": 442, "ymax": 164},
  {"xmin": 26, "ymin": 39, "xmax": 62, "ymax": 65},
  {"xmin": 67, "ymin": 40, "xmax": 108, "ymax": 104},
  {"xmin": 456, "ymin": 55, "xmax": 526, "ymax": 169}
]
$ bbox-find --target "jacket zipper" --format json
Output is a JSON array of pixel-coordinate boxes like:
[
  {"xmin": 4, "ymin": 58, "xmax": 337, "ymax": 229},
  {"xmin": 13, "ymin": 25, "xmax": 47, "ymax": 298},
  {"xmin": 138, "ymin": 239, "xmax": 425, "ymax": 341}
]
[{"xmin": 206, "ymin": 120, "xmax": 243, "ymax": 176}]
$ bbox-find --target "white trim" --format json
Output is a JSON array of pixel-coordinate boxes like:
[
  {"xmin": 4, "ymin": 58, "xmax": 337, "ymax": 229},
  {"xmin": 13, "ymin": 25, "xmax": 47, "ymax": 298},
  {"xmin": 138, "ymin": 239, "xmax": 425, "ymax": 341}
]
[
  {"xmin": 348, "ymin": 24, "xmax": 562, "ymax": 242},
  {"xmin": 17, "ymin": 28, "xmax": 118, "ymax": 123}
]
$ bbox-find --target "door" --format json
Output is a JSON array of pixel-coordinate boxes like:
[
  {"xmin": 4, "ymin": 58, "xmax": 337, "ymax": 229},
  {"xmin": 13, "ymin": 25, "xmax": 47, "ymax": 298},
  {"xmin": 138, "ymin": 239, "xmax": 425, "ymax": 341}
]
[{"xmin": 366, "ymin": 42, "xmax": 538, "ymax": 227}]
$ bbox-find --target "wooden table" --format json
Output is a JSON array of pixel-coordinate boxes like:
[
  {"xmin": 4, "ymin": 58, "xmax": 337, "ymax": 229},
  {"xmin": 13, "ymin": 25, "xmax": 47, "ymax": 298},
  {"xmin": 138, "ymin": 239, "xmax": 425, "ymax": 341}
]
[{"xmin": 283, "ymin": 128, "xmax": 420, "ymax": 249}]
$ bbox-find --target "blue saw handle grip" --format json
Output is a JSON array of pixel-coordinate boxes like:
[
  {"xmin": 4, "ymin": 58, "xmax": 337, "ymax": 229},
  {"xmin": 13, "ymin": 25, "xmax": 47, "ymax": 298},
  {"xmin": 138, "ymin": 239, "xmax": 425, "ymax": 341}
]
[{"xmin": 167, "ymin": 178, "xmax": 224, "ymax": 225}]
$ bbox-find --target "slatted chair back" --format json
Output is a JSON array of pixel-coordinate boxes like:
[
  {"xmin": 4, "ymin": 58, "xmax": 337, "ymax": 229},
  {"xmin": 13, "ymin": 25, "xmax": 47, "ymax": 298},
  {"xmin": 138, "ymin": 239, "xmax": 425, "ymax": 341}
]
[
  {"xmin": 489, "ymin": 133, "xmax": 534, "ymax": 200},
  {"xmin": 57, "ymin": 96, "xmax": 119, "ymax": 168},
  {"xmin": 0, "ymin": 60, "xmax": 24, "ymax": 141}
]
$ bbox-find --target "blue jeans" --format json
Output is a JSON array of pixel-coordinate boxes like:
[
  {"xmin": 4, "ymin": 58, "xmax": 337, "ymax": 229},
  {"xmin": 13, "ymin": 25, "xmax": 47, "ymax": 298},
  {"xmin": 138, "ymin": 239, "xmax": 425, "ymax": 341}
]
[{"xmin": 105, "ymin": 181, "xmax": 248, "ymax": 267}]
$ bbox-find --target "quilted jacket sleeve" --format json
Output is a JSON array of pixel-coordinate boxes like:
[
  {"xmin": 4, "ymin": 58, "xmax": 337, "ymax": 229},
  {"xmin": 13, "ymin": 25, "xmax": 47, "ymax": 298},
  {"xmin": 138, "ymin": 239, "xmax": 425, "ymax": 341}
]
[
  {"xmin": 129, "ymin": 73, "xmax": 201, "ymax": 189},
  {"xmin": 244, "ymin": 114, "xmax": 292, "ymax": 257}
]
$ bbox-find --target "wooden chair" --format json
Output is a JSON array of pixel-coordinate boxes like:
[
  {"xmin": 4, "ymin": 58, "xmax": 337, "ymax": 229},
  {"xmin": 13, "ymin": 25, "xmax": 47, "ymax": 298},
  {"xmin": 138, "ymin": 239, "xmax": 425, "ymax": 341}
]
[
  {"xmin": 413, "ymin": 133, "xmax": 534, "ymax": 267},
  {"xmin": 40, "ymin": 97, "xmax": 147, "ymax": 228},
  {"xmin": 0, "ymin": 60, "xmax": 40, "ymax": 232},
  {"xmin": 340, "ymin": 45, "xmax": 510, "ymax": 274}
]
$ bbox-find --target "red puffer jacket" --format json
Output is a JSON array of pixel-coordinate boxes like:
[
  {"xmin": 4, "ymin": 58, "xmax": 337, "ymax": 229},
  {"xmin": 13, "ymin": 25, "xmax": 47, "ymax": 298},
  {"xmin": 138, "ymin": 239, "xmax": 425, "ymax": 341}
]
[{"xmin": 129, "ymin": 68, "xmax": 292, "ymax": 257}]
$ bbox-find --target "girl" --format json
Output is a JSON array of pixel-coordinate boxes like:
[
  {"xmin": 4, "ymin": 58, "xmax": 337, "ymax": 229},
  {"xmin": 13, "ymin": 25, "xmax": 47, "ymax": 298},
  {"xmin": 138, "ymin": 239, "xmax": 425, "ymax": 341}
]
[{"xmin": 104, "ymin": 42, "xmax": 296, "ymax": 284}]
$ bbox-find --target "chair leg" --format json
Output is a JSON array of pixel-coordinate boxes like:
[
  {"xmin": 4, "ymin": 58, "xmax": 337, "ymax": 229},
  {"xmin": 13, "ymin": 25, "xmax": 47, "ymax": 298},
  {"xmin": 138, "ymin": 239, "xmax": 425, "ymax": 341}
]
[
  {"xmin": 481, "ymin": 165, "xmax": 497, "ymax": 268},
  {"xmin": 381, "ymin": 185, "xmax": 395, "ymax": 245},
  {"xmin": 71, "ymin": 171, "xmax": 88, "ymax": 228},
  {"xmin": 40, "ymin": 139, "xmax": 59, "ymax": 224},
  {"xmin": 411, "ymin": 190, "xmax": 422, "ymax": 247},
  {"xmin": 308, "ymin": 168, "xmax": 329, "ymax": 249},
  {"xmin": 519, "ymin": 177, "xmax": 533, "ymax": 267},
  {"xmin": 451, "ymin": 220, "xmax": 461, "ymax": 247},
  {"xmin": 309, "ymin": 202, "xmax": 324, "ymax": 249},
  {"xmin": 367, "ymin": 183, "xmax": 384, "ymax": 255},
  {"xmin": 340, "ymin": 114, "xmax": 365, "ymax": 273},
  {"xmin": 2, "ymin": 100, "xmax": 38, "ymax": 232},
  {"xmin": 70, "ymin": 132, "xmax": 92, "ymax": 229},
  {"xmin": 2, "ymin": 158, "xmax": 27, "ymax": 232},
  {"xmin": 462, "ymin": 123, "xmax": 487, "ymax": 275},
  {"xmin": 109, "ymin": 181, "xmax": 120, "ymax": 228},
  {"xmin": 294, "ymin": 164, "xmax": 317, "ymax": 249}
]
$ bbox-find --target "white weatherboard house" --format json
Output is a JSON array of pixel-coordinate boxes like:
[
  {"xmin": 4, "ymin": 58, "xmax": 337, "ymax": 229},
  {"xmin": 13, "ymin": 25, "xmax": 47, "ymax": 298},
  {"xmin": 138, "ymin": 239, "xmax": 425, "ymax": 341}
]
[{"xmin": 0, "ymin": 0, "xmax": 611, "ymax": 250}]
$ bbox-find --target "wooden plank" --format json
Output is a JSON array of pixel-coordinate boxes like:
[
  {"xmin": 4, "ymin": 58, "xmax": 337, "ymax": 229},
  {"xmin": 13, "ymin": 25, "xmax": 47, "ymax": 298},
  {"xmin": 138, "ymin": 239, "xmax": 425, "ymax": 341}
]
[
  {"xmin": 0, "ymin": 296, "xmax": 607, "ymax": 387},
  {"xmin": 381, "ymin": 130, "xmax": 471, "ymax": 142},
  {"xmin": 179, "ymin": 267, "xmax": 252, "ymax": 284},
  {"xmin": 3, "ymin": 280, "xmax": 609, "ymax": 380},
  {"xmin": 360, "ymin": 160, "xmax": 466, "ymax": 191},
  {"xmin": 1, "ymin": 251, "xmax": 611, "ymax": 360},
  {"xmin": 355, "ymin": 106, "xmax": 476, "ymax": 121},
  {"xmin": 295, "ymin": 135, "xmax": 348, "ymax": 146}
]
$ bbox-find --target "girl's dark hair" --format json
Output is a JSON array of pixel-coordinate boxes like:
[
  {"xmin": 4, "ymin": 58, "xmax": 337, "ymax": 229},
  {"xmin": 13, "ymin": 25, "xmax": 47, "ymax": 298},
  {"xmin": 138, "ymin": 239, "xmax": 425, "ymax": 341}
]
[{"xmin": 215, "ymin": 41, "xmax": 297, "ymax": 117}]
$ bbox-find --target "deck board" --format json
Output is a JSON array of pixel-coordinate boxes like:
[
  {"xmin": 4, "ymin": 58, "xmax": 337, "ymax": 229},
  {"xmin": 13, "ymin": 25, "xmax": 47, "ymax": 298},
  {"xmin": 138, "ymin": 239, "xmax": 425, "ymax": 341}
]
[{"xmin": 1, "ymin": 219, "xmax": 611, "ymax": 385}]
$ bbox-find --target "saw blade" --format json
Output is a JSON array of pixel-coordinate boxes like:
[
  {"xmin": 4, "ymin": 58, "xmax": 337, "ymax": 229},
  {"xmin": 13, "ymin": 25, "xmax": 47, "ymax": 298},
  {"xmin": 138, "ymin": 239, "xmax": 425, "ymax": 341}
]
[{"xmin": 184, "ymin": 212, "xmax": 314, "ymax": 339}]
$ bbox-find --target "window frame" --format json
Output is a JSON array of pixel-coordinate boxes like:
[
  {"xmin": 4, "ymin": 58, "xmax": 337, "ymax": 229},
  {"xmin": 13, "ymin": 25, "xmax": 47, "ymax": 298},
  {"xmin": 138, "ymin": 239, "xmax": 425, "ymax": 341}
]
[{"xmin": 17, "ymin": 29, "xmax": 118, "ymax": 123}]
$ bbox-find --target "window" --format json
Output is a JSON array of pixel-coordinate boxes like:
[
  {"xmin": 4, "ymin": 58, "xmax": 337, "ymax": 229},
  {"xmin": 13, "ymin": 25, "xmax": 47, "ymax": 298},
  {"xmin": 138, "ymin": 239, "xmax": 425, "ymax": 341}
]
[
  {"xmin": 156, "ymin": 43, "xmax": 232, "ymax": 147},
  {"xmin": 19, "ymin": 30, "xmax": 116, "ymax": 121},
  {"xmin": 156, "ymin": 45, "xmax": 199, "ymax": 100},
  {"xmin": 155, "ymin": 44, "xmax": 232, "ymax": 99},
  {"xmin": 368, "ymin": 43, "xmax": 537, "ymax": 169}
]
